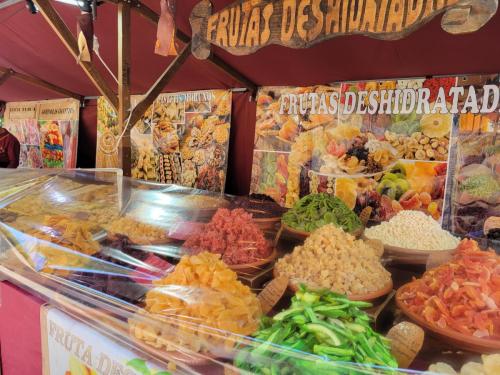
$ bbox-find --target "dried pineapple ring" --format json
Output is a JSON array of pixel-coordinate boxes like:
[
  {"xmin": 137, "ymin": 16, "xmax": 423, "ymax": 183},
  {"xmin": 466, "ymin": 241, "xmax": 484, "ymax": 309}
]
[{"xmin": 421, "ymin": 113, "xmax": 452, "ymax": 138}]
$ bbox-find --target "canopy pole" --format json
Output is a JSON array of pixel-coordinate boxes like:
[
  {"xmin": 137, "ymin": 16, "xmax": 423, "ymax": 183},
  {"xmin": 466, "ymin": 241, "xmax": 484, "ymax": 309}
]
[
  {"xmin": 33, "ymin": 0, "xmax": 118, "ymax": 110},
  {"xmin": 118, "ymin": 1, "xmax": 132, "ymax": 176},
  {"xmin": 0, "ymin": 67, "xmax": 83, "ymax": 101}
]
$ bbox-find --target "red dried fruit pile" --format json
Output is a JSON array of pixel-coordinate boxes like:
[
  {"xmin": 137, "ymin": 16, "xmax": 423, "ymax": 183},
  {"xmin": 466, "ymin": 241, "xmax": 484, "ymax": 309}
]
[
  {"xmin": 423, "ymin": 77, "xmax": 456, "ymax": 103},
  {"xmin": 400, "ymin": 239, "xmax": 500, "ymax": 339},
  {"xmin": 183, "ymin": 208, "xmax": 272, "ymax": 265}
]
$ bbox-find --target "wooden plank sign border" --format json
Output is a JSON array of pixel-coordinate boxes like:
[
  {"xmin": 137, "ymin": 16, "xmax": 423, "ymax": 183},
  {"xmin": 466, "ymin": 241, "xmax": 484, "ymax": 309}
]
[{"xmin": 189, "ymin": 0, "xmax": 498, "ymax": 59}]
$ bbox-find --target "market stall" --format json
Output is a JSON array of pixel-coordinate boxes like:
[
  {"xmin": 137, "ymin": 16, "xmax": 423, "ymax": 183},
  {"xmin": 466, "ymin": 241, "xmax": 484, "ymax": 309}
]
[
  {"xmin": 0, "ymin": 162, "xmax": 498, "ymax": 374},
  {"xmin": 1, "ymin": 1, "xmax": 500, "ymax": 375}
]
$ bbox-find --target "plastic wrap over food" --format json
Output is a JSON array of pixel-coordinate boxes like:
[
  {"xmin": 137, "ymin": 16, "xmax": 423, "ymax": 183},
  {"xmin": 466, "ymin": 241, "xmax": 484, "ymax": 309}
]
[{"xmin": 0, "ymin": 169, "xmax": 432, "ymax": 374}]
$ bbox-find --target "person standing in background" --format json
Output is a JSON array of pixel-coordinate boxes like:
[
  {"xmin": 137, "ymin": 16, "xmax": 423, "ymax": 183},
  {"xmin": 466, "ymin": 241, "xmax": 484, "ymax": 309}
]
[{"xmin": 0, "ymin": 125, "xmax": 20, "ymax": 168}]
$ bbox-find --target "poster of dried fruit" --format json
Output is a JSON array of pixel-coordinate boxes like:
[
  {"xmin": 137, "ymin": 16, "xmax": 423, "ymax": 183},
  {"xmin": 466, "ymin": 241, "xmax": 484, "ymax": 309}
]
[
  {"xmin": 442, "ymin": 75, "xmax": 500, "ymax": 241},
  {"xmin": 96, "ymin": 97, "xmax": 121, "ymax": 169},
  {"xmin": 97, "ymin": 90, "xmax": 232, "ymax": 192},
  {"xmin": 150, "ymin": 90, "xmax": 231, "ymax": 192},
  {"xmin": 4, "ymin": 99, "xmax": 79, "ymax": 169},
  {"xmin": 251, "ymin": 75, "xmax": 499, "ymax": 229},
  {"xmin": 39, "ymin": 120, "xmax": 65, "ymax": 168}
]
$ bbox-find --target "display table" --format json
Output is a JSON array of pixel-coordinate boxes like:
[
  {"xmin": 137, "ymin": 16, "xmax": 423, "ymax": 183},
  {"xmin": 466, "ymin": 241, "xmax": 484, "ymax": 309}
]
[
  {"xmin": 0, "ymin": 281, "xmax": 43, "ymax": 375},
  {"xmin": 0, "ymin": 169, "xmax": 497, "ymax": 375}
]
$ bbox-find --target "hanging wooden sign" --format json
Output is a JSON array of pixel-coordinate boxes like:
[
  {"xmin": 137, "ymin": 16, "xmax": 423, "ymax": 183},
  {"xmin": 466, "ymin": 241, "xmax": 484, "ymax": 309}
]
[{"xmin": 189, "ymin": 0, "xmax": 498, "ymax": 59}]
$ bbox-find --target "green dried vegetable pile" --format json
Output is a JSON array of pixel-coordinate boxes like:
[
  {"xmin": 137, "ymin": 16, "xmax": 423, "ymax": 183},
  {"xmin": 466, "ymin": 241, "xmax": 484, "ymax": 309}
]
[
  {"xmin": 460, "ymin": 175, "xmax": 500, "ymax": 199},
  {"xmin": 282, "ymin": 193, "xmax": 362, "ymax": 233},
  {"xmin": 234, "ymin": 286, "xmax": 398, "ymax": 375}
]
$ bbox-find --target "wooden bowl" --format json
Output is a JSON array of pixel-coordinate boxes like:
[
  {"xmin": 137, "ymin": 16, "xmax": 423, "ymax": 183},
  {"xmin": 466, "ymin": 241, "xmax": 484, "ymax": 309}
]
[
  {"xmin": 281, "ymin": 222, "xmax": 364, "ymax": 241},
  {"xmin": 228, "ymin": 248, "xmax": 278, "ymax": 274},
  {"xmin": 347, "ymin": 281, "xmax": 394, "ymax": 302},
  {"xmin": 253, "ymin": 216, "xmax": 281, "ymax": 231},
  {"xmin": 280, "ymin": 223, "xmax": 309, "ymax": 240},
  {"xmin": 396, "ymin": 281, "xmax": 500, "ymax": 353},
  {"xmin": 363, "ymin": 236, "xmax": 456, "ymax": 265},
  {"xmin": 273, "ymin": 267, "xmax": 393, "ymax": 303}
]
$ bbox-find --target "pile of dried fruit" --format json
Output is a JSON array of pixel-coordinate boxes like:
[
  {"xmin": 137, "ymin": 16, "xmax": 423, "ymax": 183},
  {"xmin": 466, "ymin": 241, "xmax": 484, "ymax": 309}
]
[
  {"xmin": 385, "ymin": 130, "xmax": 449, "ymax": 161},
  {"xmin": 275, "ymin": 224, "xmax": 391, "ymax": 295},
  {"xmin": 132, "ymin": 148, "xmax": 157, "ymax": 181},
  {"xmin": 11, "ymin": 214, "xmax": 101, "ymax": 276},
  {"xmin": 183, "ymin": 208, "xmax": 272, "ymax": 265},
  {"xmin": 428, "ymin": 354, "xmax": 500, "ymax": 375},
  {"xmin": 235, "ymin": 286, "xmax": 397, "ymax": 374},
  {"xmin": 129, "ymin": 252, "xmax": 262, "ymax": 353},
  {"xmin": 282, "ymin": 193, "xmax": 362, "ymax": 233},
  {"xmin": 399, "ymin": 239, "xmax": 500, "ymax": 339},
  {"xmin": 365, "ymin": 210, "xmax": 459, "ymax": 251},
  {"xmin": 459, "ymin": 112, "xmax": 491, "ymax": 133},
  {"xmin": 318, "ymin": 130, "xmax": 398, "ymax": 175},
  {"xmin": 157, "ymin": 152, "xmax": 181, "ymax": 184},
  {"xmin": 105, "ymin": 216, "xmax": 170, "ymax": 245}
]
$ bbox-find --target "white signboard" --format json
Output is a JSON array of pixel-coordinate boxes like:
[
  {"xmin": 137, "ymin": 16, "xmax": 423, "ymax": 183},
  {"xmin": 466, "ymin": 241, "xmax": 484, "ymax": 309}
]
[{"xmin": 41, "ymin": 306, "xmax": 172, "ymax": 375}]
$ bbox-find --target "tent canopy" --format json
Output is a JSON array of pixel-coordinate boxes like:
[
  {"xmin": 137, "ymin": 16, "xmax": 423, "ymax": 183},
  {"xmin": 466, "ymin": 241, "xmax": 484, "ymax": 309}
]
[
  {"xmin": 1, "ymin": 1, "xmax": 500, "ymax": 101},
  {"xmin": 1, "ymin": 1, "xmax": 499, "ymax": 195}
]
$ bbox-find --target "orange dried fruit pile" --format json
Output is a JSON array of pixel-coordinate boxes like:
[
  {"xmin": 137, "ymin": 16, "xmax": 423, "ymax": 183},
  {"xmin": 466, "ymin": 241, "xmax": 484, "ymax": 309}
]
[
  {"xmin": 399, "ymin": 239, "xmax": 500, "ymax": 339},
  {"xmin": 132, "ymin": 252, "xmax": 262, "ymax": 353}
]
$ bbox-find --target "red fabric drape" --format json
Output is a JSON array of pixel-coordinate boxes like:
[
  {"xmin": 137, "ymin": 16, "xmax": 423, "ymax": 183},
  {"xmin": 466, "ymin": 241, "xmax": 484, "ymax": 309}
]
[{"xmin": 0, "ymin": 282, "xmax": 43, "ymax": 375}]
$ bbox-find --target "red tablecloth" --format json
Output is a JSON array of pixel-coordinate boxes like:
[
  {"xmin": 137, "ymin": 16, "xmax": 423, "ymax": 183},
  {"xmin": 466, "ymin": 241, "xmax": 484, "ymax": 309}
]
[{"xmin": 0, "ymin": 281, "xmax": 43, "ymax": 375}]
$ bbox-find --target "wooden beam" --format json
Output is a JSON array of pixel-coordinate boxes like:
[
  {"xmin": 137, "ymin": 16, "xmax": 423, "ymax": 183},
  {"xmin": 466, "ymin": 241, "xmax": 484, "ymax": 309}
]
[
  {"xmin": 33, "ymin": 0, "xmax": 118, "ymax": 110},
  {"xmin": 118, "ymin": 2, "xmax": 132, "ymax": 175},
  {"xmin": 128, "ymin": 43, "xmax": 192, "ymax": 127},
  {"xmin": 104, "ymin": 0, "xmax": 257, "ymax": 93},
  {"xmin": 0, "ymin": 67, "xmax": 82, "ymax": 100},
  {"xmin": 0, "ymin": 69, "xmax": 12, "ymax": 87}
]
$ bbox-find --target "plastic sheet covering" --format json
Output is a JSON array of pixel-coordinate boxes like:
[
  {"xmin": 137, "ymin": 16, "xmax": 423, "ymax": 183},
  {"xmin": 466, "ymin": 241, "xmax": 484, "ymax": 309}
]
[{"xmin": 0, "ymin": 169, "xmax": 429, "ymax": 374}]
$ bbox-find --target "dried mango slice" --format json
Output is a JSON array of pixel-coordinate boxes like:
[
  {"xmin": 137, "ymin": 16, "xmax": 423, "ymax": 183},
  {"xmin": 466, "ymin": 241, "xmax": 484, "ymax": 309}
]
[{"xmin": 335, "ymin": 178, "xmax": 358, "ymax": 209}]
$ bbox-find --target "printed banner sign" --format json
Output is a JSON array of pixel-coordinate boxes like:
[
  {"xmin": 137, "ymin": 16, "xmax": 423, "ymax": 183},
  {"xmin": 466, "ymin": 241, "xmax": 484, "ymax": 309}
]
[
  {"xmin": 250, "ymin": 75, "xmax": 499, "ymax": 240},
  {"xmin": 6, "ymin": 102, "xmax": 37, "ymax": 120},
  {"xmin": 4, "ymin": 99, "xmax": 79, "ymax": 169},
  {"xmin": 97, "ymin": 90, "xmax": 232, "ymax": 193},
  {"xmin": 41, "ymin": 306, "xmax": 172, "ymax": 375}
]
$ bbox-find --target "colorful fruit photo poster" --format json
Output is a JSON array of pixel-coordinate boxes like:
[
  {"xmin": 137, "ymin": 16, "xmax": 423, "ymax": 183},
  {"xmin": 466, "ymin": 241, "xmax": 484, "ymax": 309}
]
[
  {"xmin": 38, "ymin": 121, "xmax": 64, "ymax": 168},
  {"xmin": 4, "ymin": 99, "xmax": 79, "ymax": 169},
  {"xmin": 130, "ymin": 96, "xmax": 158, "ymax": 182},
  {"xmin": 59, "ymin": 121, "xmax": 78, "ymax": 169},
  {"xmin": 150, "ymin": 90, "xmax": 232, "ymax": 192},
  {"xmin": 251, "ymin": 75, "xmax": 499, "ymax": 230},
  {"xmin": 442, "ymin": 74, "xmax": 500, "ymax": 242},
  {"xmin": 26, "ymin": 145, "xmax": 44, "ymax": 168},
  {"xmin": 18, "ymin": 145, "xmax": 29, "ymax": 168},
  {"xmin": 252, "ymin": 85, "xmax": 340, "ymax": 206},
  {"xmin": 38, "ymin": 100, "xmax": 79, "ymax": 169},
  {"xmin": 98, "ymin": 90, "xmax": 232, "ymax": 192},
  {"xmin": 96, "ymin": 97, "xmax": 121, "ymax": 168},
  {"xmin": 4, "ymin": 102, "xmax": 40, "ymax": 168}
]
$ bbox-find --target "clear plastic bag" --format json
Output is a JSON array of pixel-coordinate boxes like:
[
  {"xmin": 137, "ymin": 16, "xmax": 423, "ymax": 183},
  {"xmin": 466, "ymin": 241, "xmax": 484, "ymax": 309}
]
[{"xmin": 0, "ymin": 169, "xmax": 456, "ymax": 374}]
